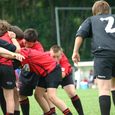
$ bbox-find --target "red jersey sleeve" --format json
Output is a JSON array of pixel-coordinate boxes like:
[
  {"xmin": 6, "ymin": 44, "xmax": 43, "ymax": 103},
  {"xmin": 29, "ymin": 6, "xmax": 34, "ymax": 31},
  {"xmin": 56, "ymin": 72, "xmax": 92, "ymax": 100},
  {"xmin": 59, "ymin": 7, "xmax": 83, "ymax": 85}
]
[
  {"xmin": 59, "ymin": 53, "xmax": 72, "ymax": 76},
  {"xmin": 0, "ymin": 32, "xmax": 13, "ymax": 65},
  {"xmin": 31, "ymin": 41, "xmax": 44, "ymax": 52},
  {"xmin": 20, "ymin": 48, "xmax": 29, "ymax": 66}
]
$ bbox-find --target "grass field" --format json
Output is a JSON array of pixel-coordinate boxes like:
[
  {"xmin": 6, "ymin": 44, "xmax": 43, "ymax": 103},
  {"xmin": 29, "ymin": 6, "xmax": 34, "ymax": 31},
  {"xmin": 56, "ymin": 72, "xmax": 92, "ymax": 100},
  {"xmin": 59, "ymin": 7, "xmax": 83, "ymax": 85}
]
[{"xmin": 0, "ymin": 88, "xmax": 115, "ymax": 115}]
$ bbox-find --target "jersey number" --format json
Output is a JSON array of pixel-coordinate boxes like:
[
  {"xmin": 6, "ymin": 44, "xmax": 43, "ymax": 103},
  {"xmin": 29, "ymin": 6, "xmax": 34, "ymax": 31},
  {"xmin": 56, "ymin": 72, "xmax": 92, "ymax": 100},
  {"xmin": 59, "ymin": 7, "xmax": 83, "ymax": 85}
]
[{"xmin": 100, "ymin": 16, "xmax": 115, "ymax": 33}]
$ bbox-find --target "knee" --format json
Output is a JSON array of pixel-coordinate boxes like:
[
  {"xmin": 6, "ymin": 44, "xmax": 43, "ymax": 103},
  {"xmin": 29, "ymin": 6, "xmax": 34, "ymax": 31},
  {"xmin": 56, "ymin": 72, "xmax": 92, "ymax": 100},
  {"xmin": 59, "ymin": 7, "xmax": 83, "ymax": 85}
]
[
  {"xmin": 34, "ymin": 89, "xmax": 45, "ymax": 101},
  {"xmin": 99, "ymin": 89, "xmax": 110, "ymax": 96},
  {"xmin": 67, "ymin": 90, "xmax": 76, "ymax": 98},
  {"xmin": 47, "ymin": 93, "xmax": 56, "ymax": 102}
]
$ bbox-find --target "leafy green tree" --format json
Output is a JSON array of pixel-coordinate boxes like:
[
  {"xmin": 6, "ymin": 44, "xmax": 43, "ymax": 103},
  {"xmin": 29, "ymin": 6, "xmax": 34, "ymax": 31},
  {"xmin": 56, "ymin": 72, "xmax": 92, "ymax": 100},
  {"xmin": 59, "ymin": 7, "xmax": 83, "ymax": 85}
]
[{"xmin": 0, "ymin": 0, "xmax": 115, "ymax": 63}]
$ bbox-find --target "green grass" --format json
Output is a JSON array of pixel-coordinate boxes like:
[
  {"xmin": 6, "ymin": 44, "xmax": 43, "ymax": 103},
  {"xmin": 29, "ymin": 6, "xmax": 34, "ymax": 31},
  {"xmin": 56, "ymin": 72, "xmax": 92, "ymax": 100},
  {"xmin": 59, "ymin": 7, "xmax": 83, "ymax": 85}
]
[{"xmin": 0, "ymin": 88, "xmax": 115, "ymax": 115}]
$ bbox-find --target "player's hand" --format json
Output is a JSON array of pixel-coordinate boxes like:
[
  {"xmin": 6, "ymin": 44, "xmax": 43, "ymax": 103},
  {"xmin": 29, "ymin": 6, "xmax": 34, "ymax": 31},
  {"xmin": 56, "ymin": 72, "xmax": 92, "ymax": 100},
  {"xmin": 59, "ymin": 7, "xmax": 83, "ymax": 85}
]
[
  {"xmin": 13, "ymin": 53, "xmax": 25, "ymax": 61},
  {"xmin": 72, "ymin": 51, "xmax": 80, "ymax": 64},
  {"xmin": 8, "ymin": 31, "xmax": 16, "ymax": 39}
]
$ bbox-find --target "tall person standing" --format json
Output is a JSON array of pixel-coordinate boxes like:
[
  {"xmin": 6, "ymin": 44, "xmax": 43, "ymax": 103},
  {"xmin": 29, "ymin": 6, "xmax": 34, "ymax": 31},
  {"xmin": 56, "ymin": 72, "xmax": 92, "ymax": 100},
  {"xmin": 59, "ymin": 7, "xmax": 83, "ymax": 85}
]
[{"xmin": 72, "ymin": 1, "xmax": 115, "ymax": 115}]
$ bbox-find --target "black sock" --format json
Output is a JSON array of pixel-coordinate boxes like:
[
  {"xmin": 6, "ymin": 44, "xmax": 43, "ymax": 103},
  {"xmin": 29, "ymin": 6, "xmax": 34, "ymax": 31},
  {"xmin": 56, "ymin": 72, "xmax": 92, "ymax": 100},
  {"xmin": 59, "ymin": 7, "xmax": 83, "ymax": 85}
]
[
  {"xmin": 99, "ymin": 95, "xmax": 111, "ymax": 115},
  {"xmin": 71, "ymin": 95, "xmax": 84, "ymax": 115},
  {"xmin": 20, "ymin": 98, "xmax": 29, "ymax": 115},
  {"xmin": 50, "ymin": 107, "xmax": 56, "ymax": 114},
  {"xmin": 14, "ymin": 110, "xmax": 20, "ymax": 115},
  {"xmin": 111, "ymin": 90, "xmax": 115, "ymax": 106},
  {"xmin": 63, "ymin": 108, "xmax": 72, "ymax": 115},
  {"xmin": 0, "ymin": 88, "xmax": 6, "ymax": 115}
]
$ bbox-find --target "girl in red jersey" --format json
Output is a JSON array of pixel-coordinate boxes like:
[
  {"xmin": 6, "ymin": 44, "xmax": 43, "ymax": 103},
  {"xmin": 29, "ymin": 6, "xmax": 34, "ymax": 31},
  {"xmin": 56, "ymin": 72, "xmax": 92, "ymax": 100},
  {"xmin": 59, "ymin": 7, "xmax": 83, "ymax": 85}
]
[
  {"xmin": 21, "ymin": 28, "xmax": 58, "ymax": 115},
  {"xmin": 19, "ymin": 28, "xmax": 44, "ymax": 115},
  {"xmin": 0, "ymin": 20, "xmax": 21, "ymax": 115},
  {"xmin": 49, "ymin": 45, "xmax": 84, "ymax": 115},
  {"xmin": 0, "ymin": 38, "xmax": 23, "ymax": 115},
  {"xmin": 0, "ymin": 25, "xmax": 26, "ymax": 115}
]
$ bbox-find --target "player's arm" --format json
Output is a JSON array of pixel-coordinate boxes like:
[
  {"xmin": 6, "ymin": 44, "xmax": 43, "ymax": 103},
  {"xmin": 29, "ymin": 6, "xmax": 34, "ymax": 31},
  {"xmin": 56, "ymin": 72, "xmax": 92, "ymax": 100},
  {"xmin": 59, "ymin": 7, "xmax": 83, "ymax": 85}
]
[
  {"xmin": 8, "ymin": 31, "xmax": 21, "ymax": 52},
  {"xmin": 60, "ymin": 53, "xmax": 71, "ymax": 78},
  {"xmin": 0, "ymin": 39, "xmax": 16, "ymax": 52},
  {"xmin": 0, "ymin": 47, "xmax": 24, "ymax": 61},
  {"xmin": 72, "ymin": 36, "xmax": 83, "ymax": 64},
  {"xmin": 72, "ymin": 17, "xmax": 92, "ymax": 64}
]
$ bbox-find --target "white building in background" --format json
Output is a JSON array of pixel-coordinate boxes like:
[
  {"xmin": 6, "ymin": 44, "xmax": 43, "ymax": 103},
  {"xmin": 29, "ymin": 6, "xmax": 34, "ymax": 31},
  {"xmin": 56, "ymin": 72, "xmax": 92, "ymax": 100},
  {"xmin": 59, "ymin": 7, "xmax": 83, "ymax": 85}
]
[
  {"xmin": 74, "ymin": 68, "xmax": 81, "ymax": 89},
  {"xmin": 74, "ymin": 61, "xmax": 94, "ymax": 89}
]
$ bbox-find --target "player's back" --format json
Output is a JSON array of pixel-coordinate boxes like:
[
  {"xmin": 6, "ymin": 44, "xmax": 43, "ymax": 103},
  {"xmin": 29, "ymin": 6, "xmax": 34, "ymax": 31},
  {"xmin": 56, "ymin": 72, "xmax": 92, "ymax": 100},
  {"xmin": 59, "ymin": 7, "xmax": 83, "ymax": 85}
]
[
  {"xmin": 90, "ymin": 14, "xmax": 115, "ymax": 57},
  {"xmin": 20, "ymin": 48, "xmax": 57, "ymax": 76}
]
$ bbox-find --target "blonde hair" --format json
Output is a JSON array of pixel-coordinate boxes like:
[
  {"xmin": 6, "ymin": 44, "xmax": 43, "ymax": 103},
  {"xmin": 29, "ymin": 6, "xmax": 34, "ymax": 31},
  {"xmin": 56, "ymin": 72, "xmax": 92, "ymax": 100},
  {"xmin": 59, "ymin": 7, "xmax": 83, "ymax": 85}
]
[
  {"xmin": 92, "ymin": 0, "xmax": 111, "ymax": 16},
  {"xmin": 50, "ymin": 45, "xmax": 63, "ymax": 53},
  {"xmin": 0, "ymin": 20, "xmax": 11, "ymax": 36}
]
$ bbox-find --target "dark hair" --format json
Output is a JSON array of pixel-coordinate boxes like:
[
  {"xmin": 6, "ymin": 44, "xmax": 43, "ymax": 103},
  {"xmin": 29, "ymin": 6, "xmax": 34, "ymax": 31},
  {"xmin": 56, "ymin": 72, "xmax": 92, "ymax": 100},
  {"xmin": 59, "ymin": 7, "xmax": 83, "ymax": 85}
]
[
  {"xmin": 24, "ymin": 28, "xmax": 38, "ymax": 42},
  {"xmin": 0, "ymin": 20, "xmax": 11, "ymax": 36},
  {"xmin": 92, "ymin": 0, "xmax": 111, "ymax": 16},
  {"xmin": 10, "ymin": 26, "xmax": 24, "ymax": 39}
]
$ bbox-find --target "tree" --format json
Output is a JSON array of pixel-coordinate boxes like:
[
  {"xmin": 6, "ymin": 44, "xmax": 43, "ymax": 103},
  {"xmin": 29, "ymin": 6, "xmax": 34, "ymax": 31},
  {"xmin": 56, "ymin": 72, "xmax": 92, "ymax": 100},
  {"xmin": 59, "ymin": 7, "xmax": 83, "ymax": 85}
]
[{"xmin": 0, "ymin": 0, "xmax": 115, "ymax": 63}]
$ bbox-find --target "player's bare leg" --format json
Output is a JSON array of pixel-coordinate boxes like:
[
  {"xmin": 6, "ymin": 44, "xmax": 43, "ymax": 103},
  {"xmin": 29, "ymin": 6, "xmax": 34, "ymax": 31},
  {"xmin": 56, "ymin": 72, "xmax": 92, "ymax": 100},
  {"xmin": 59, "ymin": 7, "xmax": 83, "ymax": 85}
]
[
  {"xmin": 111, "ymin": 77, "xmax": 115, "ymax": 105},
  {"xmin": 3, "ymin": 88, "xmax": 15, "ymax": 114},
  {"xmin": 97, "ymin": 78, "xmax": 111, "ymax": 115},
  {"xmin": 14, "ymin": 87, "xmax": 20, "ymax": 115},
  {"xmin": 35, "ymin": 87, "xmax": 51, "ymax": 114},
  {"xmin": 43, "ymin": 92, "xmax": 57, "ymax": 114},
  {"xmin": 64, "ymin": 84, "xmax": 84, "ymax": 115},
  {"xmin": 47, "ymin": 88, "xmax": 72, "ymax": 115}
]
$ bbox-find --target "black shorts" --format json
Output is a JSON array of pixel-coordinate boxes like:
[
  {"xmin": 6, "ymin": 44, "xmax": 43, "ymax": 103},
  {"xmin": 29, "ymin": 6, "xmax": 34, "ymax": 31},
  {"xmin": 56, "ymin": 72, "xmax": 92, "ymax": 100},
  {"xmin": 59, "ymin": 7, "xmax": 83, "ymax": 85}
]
[
  {"xmin": 94, "ymin": 57, "xmax": 115, "ymax": 80},
  {"xmin": 0, "ymin": 64, "xmax": 16, "ymax": 89},
  {"xmin": 37, "ymin": 65, "xmax": 62, "ymax": 88},
  {"xmin": 19, "ymin": 70, "xmax": 39, "ymax": 96},
  {"xmin": 60, "ymin": 72, "xmax": 74, "ymax": 87}
]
